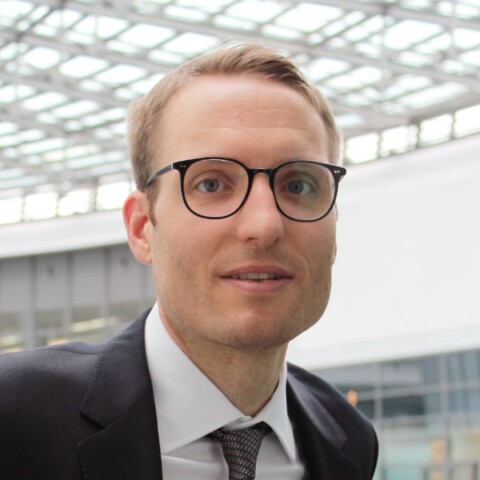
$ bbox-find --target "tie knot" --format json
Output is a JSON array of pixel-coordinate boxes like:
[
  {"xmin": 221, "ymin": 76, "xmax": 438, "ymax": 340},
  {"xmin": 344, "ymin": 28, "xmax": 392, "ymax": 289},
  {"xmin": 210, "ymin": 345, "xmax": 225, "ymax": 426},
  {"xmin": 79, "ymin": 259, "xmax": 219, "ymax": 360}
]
[{"xmin": 208, "ymin": 422, "xmax": 272, "ymax": 480}]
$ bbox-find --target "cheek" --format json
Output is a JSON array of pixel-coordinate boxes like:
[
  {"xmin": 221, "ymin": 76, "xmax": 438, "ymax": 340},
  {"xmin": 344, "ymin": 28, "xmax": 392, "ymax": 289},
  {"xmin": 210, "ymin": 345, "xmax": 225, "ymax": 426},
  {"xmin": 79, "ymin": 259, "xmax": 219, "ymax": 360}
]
[
  {"xmin": 301, "ymin": 219, "xmax": 336, "ymax": 264},
  {"xmin": 151, "ymin": 231, "xmax": 192, "ymax": 323},
  {"xmin": 150, "ymin": 218, "xmax": 216, "ymax": 291},
  {"xmin": 152, "ymin": 222, "xmax": 186, "ymax": 277},
  {"xmin": 302, "ymin": 224, "xmax": 336, "ymax": 291}
]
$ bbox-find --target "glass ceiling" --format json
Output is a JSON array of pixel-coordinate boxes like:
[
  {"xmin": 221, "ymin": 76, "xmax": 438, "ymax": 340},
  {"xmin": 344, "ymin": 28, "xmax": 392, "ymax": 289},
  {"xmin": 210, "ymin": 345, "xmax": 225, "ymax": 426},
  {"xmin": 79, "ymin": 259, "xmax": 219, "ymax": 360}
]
[{"xmin": 1, "ymin": 0, "xmax": 480, "ymax": 223}]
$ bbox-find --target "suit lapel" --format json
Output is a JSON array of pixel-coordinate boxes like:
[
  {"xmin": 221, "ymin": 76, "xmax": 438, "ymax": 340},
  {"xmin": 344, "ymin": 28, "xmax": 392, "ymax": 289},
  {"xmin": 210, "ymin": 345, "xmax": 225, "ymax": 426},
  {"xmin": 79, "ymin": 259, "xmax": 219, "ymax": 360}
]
[
  {"xmin": 77, "ymin": 312, "xmax": 162, "ymax": 480},
  {"xmin": 287, "ymin": 370, "xmax": 363, "ymax": 480},
  {"xmin": 75, "ymin": 312, "xmax": 364, "ymax": 480}
]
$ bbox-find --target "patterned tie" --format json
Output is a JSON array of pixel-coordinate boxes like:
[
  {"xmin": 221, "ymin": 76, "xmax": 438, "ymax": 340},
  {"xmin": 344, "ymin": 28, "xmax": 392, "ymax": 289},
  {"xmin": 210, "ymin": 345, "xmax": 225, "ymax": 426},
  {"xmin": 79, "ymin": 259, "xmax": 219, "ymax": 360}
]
[{"xmin": 208, "ymin": 422, "xmax": 272, "ymax": 480}]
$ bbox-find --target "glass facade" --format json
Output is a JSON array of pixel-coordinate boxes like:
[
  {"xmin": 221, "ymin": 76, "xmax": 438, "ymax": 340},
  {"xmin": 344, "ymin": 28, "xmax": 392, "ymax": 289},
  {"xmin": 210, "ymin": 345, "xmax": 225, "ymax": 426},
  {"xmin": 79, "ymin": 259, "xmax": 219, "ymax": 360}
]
[
  {"xmin": 0, "ymin": 245, "xmax": 155, "ymax": 352},
  {"xmin": 316, "ymin": 352, "xmax": 480, "ymax": 480},
  {"xmin": 1, "ymin": 247, "xmax": 479, "ymax": 479}
]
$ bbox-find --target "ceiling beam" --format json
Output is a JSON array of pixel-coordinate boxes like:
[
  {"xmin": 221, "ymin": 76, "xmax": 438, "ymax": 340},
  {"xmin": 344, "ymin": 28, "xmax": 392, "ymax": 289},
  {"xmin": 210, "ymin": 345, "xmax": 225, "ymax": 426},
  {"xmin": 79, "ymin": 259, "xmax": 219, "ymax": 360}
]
[
  {"xmin": 0, "ymin": 67, "xmax": 125, "ymax": 108},
  {"xmin": 0, "ymin": 104, "xmax": 125, "ymax": 151},
  {"xmin": 290, "ymin": 0, "xmax": 480, "ymax": 30},
  {"xmin": 1, "ymin": 45, "xmax": 424, "ymax": 133},
  {"xmin": 19, "ymin": 0, "xmax": 480, "ymax": 89}
]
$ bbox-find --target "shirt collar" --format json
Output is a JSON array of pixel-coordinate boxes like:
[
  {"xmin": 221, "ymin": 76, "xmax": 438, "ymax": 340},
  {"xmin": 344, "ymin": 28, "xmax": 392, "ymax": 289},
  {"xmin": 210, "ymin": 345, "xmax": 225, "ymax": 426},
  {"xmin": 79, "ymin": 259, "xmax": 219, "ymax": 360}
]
[{"xmin": 145, "ymin": 304, "xmax": 298, "ymax": 462}]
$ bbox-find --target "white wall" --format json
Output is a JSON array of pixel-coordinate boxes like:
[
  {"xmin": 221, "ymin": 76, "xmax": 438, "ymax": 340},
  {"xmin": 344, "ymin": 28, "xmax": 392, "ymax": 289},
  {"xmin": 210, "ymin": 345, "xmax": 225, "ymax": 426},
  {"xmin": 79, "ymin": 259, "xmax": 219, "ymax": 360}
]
[
  {"xmin": 289, "ymin": 135, "xmax": 480, "ymax": 369},
  {"xmin": 2, "ymin": 135, "xmax": 479, "ymax": 368},
  {"xmin": 0, "ymin": 208, "xmax": 127, "ymax": 259}
]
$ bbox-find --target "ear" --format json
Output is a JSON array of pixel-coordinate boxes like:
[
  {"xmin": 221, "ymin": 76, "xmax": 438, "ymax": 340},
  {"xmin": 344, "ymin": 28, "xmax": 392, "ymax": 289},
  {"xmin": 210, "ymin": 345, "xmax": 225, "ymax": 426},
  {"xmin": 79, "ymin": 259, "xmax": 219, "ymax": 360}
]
[{"xmin": 123, "ymin": 191, "xmax": 153, "ymax": 264}]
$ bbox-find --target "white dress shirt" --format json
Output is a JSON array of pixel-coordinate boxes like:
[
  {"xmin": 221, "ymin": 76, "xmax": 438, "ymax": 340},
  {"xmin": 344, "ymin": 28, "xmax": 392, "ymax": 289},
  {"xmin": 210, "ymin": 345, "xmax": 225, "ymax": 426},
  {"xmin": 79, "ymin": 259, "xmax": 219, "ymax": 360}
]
[{"xmin": 145, "ymin": 304, "xmax": 304, "ymax": 479}]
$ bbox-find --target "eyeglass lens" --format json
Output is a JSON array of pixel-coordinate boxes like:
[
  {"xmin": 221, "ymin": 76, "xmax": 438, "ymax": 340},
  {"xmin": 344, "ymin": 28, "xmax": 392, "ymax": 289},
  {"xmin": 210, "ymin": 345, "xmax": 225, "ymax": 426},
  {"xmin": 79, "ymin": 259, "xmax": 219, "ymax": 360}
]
[{"xmin": 181, "ymin": 159, "xmax": 336, "ymax": 221}]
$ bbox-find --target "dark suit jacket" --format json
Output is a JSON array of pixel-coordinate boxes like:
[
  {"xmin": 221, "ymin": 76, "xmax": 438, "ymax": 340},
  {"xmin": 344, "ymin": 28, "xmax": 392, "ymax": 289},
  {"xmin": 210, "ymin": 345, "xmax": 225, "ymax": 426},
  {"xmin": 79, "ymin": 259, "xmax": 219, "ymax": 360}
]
[{"xmin": 0, "ymin": 310, "xmax": 378, "ymax": 479}]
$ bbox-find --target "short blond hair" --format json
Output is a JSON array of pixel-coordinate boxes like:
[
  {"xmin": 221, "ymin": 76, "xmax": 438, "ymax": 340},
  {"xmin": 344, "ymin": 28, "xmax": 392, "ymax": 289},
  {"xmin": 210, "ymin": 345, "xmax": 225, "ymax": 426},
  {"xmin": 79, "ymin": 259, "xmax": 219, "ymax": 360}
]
[{"xmin": 127, "ymin": 43, "xmax": 342, "ymax": 192}]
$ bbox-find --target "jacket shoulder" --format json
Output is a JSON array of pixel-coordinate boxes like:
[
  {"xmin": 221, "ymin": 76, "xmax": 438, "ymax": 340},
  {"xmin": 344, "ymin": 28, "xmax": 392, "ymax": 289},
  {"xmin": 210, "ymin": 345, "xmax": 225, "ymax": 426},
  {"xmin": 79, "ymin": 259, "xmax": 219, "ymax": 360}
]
[
  {"xmin": 0, "ymin": 342, "xmax": 103, "ymax": 415},
  {"xmin": 287, "ymin": 362, "xmax": 378, "ymax": 478},
  {"xmin": 0, "ymin": 343, "xmax": 104, "ymax": 474},
  {"xmin": 287, "ymin": 362, "xmax": 370, "ymax": 425}
]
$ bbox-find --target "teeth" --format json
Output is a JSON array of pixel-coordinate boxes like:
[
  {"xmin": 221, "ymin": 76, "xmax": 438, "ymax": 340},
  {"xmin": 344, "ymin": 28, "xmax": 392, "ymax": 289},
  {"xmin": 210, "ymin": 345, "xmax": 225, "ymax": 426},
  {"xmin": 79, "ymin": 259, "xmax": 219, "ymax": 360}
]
[{"xmin": 231, "ymin": 273, "xmax": 280, "ymax": 280}]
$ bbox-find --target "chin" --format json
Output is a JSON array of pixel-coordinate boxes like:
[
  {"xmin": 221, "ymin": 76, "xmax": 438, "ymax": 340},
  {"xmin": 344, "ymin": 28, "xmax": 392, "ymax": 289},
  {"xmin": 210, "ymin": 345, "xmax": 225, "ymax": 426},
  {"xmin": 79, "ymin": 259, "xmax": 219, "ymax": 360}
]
[{"xmin": 225, "ymin": 323, "xmax": 305, "ymax": 351}]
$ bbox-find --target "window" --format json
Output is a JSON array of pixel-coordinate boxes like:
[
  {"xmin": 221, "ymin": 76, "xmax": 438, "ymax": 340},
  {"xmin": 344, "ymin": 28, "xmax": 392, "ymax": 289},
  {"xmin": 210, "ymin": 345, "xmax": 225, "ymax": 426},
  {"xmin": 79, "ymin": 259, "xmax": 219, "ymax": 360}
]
[
  {"xmin": 448, "ymin": 351, "xmax": 480, "ymax": 383},
  {"xmin": 381, "ymin": 358, "xmax": 440, "ymax": 391}
]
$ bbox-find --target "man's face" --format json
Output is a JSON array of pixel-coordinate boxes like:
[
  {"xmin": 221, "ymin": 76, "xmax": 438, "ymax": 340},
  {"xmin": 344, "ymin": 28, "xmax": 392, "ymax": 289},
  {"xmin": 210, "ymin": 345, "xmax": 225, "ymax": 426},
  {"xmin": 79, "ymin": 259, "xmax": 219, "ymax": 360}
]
[{"xmin": 142, "ymin": 75, "xmax": 337, "ymax": 357}]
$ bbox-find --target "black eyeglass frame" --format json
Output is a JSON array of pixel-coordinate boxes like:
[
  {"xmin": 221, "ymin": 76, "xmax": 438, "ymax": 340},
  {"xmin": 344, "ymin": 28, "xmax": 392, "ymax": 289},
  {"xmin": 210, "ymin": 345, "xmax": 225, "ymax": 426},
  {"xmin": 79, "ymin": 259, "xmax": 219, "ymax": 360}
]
[{"xmin": 145, "ymin": 157, "xmax": 347, "ymax": 222}]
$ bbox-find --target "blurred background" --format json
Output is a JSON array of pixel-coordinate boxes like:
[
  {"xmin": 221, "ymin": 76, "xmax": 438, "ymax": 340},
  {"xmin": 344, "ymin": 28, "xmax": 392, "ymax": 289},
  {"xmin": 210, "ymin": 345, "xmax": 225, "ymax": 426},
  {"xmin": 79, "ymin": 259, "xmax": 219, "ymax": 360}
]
[{"xmin": 0, "ymin": 0, "xmax": 479, "ymax": 478}]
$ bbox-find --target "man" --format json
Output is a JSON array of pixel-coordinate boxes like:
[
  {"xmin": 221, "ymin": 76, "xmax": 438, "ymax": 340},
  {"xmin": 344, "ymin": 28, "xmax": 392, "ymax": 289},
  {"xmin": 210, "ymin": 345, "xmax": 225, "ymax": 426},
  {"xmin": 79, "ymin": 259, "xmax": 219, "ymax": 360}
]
[{"xmin": 0, "ymin": 44, "xmax": 377, "ymax": 479}]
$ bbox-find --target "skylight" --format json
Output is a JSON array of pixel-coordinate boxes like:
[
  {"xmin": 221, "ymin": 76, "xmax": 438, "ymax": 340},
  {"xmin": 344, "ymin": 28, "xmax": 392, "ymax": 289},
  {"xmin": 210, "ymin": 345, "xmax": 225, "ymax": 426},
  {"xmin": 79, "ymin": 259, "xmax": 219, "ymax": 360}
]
[
  {"xmin": 0, "ymin": 0, "xmax": 479, "ymax": 224},
  {"xmin": 119, "ymin": 23, "xmax": 174, "ymax": 48},
  {"xmin": 60, "ymin": 56, "xmax": 110, "ymax": 79}
]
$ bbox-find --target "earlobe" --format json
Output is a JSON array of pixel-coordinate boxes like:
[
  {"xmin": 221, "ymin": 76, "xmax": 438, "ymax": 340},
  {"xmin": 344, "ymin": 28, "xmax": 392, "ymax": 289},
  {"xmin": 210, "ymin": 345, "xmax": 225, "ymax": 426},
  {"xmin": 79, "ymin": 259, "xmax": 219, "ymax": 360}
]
[{"xmin": 123, "ymin": 191, "xmax": 153, "ymax": 264}]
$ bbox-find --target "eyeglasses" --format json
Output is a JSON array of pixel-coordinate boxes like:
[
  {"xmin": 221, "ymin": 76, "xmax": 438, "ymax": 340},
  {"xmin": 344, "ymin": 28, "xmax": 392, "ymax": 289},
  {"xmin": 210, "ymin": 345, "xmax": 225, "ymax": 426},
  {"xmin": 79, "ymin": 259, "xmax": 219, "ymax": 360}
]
[{"xmin": 145, "ymin": 157, "xmax": 346, "ymax": 222}]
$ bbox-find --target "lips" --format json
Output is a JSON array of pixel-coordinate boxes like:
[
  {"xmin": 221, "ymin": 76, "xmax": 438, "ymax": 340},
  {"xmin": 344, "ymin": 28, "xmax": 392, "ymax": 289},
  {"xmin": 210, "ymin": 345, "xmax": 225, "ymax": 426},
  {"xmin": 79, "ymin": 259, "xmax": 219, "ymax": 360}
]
[
  {"xmin": 219, "ymin": 265, "xmax": 293, "ymax": 293},
  {"xmin": 228, "ymin": 273, "xmax": 282, "ymax": 281},
  {"xmin": 221, "ymin": 266, "xmax": 292, "ymax": 281}
]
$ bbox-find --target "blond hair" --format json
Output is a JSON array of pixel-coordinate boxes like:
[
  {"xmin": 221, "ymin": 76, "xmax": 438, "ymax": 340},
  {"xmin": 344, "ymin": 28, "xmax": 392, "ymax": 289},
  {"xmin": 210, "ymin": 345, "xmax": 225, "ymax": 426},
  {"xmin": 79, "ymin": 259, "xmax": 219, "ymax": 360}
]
[{"xmin": 127, "ymin": 43, "xmax": 342, "ymax": 193}]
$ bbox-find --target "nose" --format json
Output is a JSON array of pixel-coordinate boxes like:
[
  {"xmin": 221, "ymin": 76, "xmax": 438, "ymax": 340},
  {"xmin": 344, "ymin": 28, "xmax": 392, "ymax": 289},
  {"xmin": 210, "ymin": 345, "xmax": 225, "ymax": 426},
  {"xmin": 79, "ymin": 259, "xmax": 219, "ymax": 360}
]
[{"xmin": 234, "ymin": 173, "xmax": 285, "ymax": 247}]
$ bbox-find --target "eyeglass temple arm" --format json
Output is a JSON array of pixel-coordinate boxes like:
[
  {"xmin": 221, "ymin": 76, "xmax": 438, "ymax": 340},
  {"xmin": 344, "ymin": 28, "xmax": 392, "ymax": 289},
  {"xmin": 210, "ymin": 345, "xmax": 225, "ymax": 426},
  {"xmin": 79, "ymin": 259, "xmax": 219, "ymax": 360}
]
[{"xmin": 145, "ymin": 164, "xmax": 175, "ymax": 188}]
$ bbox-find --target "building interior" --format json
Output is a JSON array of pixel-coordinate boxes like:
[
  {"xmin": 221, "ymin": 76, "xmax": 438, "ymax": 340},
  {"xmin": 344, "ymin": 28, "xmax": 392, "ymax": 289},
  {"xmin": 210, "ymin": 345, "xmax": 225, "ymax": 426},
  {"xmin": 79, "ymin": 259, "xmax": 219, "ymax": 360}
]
[{"xmin": 1, "ymin": 1, "xmax": 479, "ymax": 478}]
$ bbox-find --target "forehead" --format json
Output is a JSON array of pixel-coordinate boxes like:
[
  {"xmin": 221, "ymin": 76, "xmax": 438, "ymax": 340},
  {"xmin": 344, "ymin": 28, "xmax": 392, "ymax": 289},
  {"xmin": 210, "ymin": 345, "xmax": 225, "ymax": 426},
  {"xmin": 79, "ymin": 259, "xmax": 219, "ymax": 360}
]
[{"xmin": 154, "ymin": 74, "xmax": 327, "ymax": 164}]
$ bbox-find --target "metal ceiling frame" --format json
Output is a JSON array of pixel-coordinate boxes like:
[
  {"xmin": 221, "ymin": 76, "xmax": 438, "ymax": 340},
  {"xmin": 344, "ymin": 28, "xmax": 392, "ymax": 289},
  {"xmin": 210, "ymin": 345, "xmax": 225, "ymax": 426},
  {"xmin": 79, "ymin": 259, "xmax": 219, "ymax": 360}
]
[{"xmin": 1, "ymin": 0, "xmax": 479, "ymax": 221}]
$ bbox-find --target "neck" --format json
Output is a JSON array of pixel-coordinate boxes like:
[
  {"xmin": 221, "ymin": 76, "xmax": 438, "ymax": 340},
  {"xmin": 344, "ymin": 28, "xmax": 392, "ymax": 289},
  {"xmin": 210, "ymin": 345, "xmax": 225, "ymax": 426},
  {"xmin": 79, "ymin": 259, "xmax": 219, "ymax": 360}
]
[
  {"xmin": 161, "ymin": 316, "xmax": 287, "ymax": 416},
  {"xmin": 197, "ymin": 346, "xmax": 287, "ymax": 417}
]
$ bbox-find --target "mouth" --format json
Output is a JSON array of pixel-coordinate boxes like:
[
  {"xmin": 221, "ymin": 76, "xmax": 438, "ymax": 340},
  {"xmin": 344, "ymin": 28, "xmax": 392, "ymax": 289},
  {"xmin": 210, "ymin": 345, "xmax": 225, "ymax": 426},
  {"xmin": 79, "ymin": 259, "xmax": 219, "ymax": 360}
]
[
  {"xmin": 225, "ymin": 272, "xmax": 284, "ymax": 282},
  {"xmin": 220, "ymin": 266, "xmax": 293, "ymax": 293},
  {"xmin": 221, "ymin": 264, "xmax": 293, "ymax": 282}
]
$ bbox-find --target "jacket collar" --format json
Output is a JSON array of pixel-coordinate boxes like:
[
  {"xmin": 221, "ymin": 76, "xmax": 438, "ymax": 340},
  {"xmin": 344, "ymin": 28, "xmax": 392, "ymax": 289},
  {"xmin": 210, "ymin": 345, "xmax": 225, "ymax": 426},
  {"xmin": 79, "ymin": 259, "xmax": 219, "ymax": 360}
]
[
  {"xmin": 79, "ymin": 310, "xmax": 152, "ymax": 427},
  {"xmin": 77, "ymin": 310, "xmax": 163, "ymax": 480},
  {"xmin": 76, "ymin": 310, "xmax": 362, "ymax": 480},
  {"xmin": 287, "ymin": 366, "xmax": 363, "ymax": 480}
]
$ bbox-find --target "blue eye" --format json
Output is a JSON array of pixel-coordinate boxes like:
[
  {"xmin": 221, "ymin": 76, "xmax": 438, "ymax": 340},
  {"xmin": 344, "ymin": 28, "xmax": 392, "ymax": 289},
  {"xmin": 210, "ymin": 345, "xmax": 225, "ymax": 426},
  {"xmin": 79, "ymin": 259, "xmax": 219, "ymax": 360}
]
[
  {"xmin": 199, "ymin": 178, "xmax": 221, "ymax": 193},
  {"xmin": 287, "ymin": 179, "xmax": 314, "ymax": 194}
]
